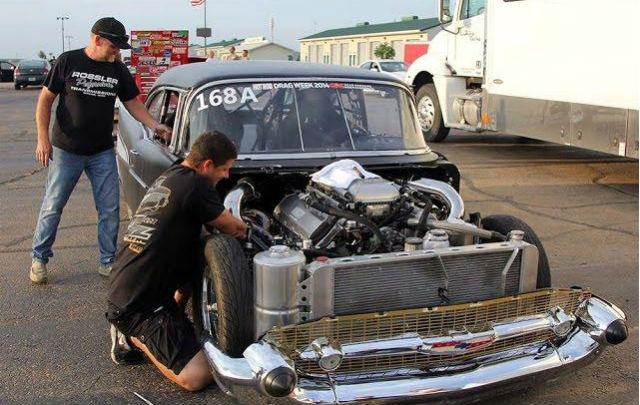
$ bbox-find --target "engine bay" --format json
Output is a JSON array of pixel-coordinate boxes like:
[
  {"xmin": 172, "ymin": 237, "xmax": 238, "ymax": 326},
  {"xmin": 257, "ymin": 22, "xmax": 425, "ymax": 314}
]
[{"xmin": 229, "ymin": 160, "xmax": 503, "ymax": 262}]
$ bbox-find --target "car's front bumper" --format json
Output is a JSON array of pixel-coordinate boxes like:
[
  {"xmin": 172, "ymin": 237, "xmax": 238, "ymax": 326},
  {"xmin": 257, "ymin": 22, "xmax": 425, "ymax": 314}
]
[{"xmin": 203, "ymin": 294, "xmax": 627, "ymax": 405}]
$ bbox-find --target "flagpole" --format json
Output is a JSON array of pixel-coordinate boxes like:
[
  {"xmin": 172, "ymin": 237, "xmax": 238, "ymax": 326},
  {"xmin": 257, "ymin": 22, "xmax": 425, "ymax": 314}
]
[{"xmin": 203, "ymin": 0, "xmax": 207, "ymax": 55}]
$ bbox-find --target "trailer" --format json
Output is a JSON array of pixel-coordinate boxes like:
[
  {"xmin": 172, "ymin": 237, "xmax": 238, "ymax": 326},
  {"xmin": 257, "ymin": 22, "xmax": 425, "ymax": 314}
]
[{"xmin": 406, "ymin": 0, "xmax": 639, "ymax": 158}]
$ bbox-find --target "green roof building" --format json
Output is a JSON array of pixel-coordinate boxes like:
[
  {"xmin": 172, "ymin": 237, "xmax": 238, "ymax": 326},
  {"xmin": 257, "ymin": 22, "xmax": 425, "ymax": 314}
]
[{"xmin": 299, "ymin": 16, "xmax": 440, "ymax": 66}]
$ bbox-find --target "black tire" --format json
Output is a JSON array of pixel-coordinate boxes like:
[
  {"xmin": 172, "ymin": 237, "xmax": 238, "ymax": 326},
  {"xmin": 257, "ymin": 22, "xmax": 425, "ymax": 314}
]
[
  {"xmin": 481, "ymin": 215, "xmax": 551, "ymax": 288},
  {"xmin": 416, "ymin": 83, "xmax": 450, "ymax": 143},
  {"xmin": 192, "ymin": 233, "xmax": 253, "ymax": 357},
  {"xmin": 14, "ymin": 83, "xmax": 20, "ymax": 90}
]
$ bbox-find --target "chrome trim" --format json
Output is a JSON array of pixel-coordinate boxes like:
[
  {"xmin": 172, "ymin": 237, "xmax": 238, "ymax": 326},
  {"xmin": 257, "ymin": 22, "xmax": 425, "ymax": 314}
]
[
  {"xmin": 575, "ymin": 295, "xmax": 628, "ymax": 345},
  {"xmin": 203, "ymin": 295, "xmax": 625, "ymax": 404},
  {"xmin": 176, "ymin": 76, "xmax": 432, "ymax": 159},
  {"xmin": 222, "ymin": 180, "xmax": 256, "ymax": 220},
  {"xmin": 298, "ymin": 309, "xmax": 575, "ymax": 361},
  {"xmin": 407, "ymin": 178, "xmax": 464, "ymax": 221}
]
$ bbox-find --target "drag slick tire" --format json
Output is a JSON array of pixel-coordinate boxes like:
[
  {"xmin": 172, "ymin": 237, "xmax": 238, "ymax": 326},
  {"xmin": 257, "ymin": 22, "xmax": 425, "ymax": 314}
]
[
  {"xmin": 481, "ymin": 214, "xmax": 551, "ymax": 288},
  {"xmin": 193, "ymin": 233, "xmax": 253, "ymax": 357}
]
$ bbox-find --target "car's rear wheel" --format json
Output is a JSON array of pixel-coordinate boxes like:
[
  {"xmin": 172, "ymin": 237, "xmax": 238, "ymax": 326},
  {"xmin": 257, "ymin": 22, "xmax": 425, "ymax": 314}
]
[
  {"xmin": 481, "ymin": 214, "xmax": 551, "ymax": 288},
  {"xmin": 192, "ymin": 233, "xmax": 254, "ymax": 357}
]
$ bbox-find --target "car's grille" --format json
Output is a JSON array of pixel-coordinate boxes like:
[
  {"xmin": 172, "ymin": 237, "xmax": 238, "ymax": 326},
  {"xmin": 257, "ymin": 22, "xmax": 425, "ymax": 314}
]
[
  {"xmin": 265, "ymin": 288, "xmax": 590, "ymax": 375},
  {"xmin": 333, "ymin": 250, "xmax": 522, "ymax": 315}
]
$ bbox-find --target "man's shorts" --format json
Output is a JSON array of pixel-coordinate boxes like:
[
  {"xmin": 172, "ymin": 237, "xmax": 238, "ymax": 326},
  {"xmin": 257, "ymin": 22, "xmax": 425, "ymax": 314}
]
[{"xmin": 107, "ymin": 302, "xmax": 201, "ymax": 375}]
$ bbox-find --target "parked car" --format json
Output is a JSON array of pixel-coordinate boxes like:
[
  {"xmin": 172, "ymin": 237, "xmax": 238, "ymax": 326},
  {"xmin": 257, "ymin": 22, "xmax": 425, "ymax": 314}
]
[
  {"xmin": 0, "ymin": 61, "xmax": 16, "ymax": 82},
  {"xmin": 116, "ymin": 61, "xmax": 627, "ymax": 405},
  {"xmin": 359, "ymin": 59, "xmax": 409, "ymax": 81},
  {"xmin": 14, "ymin": 59, "xmax": 50, "ymax": 90}
]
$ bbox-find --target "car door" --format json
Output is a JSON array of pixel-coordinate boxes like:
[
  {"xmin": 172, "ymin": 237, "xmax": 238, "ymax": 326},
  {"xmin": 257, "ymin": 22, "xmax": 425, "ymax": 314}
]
[
  {"xmin": 136, "ymin": 89, "xmax": 183, "ymax": 191},
  {"xmin": 116, "ymin": 91, "xmax": 165, "ymax": 212}
]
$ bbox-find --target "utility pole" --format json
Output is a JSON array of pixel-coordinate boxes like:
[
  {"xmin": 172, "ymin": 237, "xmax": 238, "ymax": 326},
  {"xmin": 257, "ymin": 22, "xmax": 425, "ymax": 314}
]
[
  {"xmin": 270, "ymin": 16, "xmax": 275, "ymax": 42},
  {"xmin": 65, "ymin": 35, "xmax": 73, "ymax": 51},
  {"xmin": 56, "ymin": 16, "xmax": 69, "ymax": 53},
  {"xmin": 204, "ymin": 0, "xmax": 207, "ymax": 54}
]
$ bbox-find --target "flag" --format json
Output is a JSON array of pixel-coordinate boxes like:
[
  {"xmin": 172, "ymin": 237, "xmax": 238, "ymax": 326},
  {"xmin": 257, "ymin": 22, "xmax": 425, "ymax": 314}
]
[{"xmin": 190, "ymin": 0, "xmax": 205, "ymax": 6}]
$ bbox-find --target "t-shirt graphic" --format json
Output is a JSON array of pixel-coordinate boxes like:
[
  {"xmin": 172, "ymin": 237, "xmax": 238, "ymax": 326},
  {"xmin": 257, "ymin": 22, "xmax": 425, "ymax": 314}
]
[{"xmin": 123, "ymin": 176, "xmax": 172, "ymax": 253}]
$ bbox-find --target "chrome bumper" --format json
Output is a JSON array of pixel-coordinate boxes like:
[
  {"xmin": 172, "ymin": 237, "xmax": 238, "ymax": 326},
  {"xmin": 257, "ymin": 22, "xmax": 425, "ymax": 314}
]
[{"xmin": 202, "ymin": 295, "xmax": 627, "ymax": 405}]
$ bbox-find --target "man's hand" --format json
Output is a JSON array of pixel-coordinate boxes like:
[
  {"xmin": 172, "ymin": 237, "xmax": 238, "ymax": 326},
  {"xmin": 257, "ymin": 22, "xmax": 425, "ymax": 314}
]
[
  {"xmin": 154, "ymin": 123, "xmax": 172, "ymax": 142},
  {"xmin": 35, "ymin": 139, "xmax": 53, "ymax": 167},
  {"xmin": 208, "ymin": 210, "xmax": 248, "ymax": 240}
]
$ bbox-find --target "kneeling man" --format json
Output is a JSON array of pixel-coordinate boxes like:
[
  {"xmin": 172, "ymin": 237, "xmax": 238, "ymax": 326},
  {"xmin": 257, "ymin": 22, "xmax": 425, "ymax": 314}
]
[{"xmin": 106, "ymin": 130, "xmax": 247, "ymax": 391}]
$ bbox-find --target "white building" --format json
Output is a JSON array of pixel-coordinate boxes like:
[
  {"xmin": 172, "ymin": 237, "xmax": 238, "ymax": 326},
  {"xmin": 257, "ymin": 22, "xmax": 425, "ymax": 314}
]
[{"xmin": 192, "ymin": 37, "xmax": 297, "ymax": 61}]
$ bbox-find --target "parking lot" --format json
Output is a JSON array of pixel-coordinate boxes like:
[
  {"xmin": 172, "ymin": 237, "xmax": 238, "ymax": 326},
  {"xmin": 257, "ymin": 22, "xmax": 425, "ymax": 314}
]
[{"xmin": 0, "ymin": 82, "xmax": 637, "ymax": 405}]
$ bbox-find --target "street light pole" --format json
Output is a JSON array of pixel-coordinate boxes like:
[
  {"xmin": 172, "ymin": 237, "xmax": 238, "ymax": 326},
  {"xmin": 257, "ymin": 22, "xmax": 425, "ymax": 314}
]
[
  {"xmin": 56, "ymin": 16, "xmax": 69, "ymax": 54},
  {"xmin": 65, "ymin": 35, "xmax": 73, "ymax": 51}
]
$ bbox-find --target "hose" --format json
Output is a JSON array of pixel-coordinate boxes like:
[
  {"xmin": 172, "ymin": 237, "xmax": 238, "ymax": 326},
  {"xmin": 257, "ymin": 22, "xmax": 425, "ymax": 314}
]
[{"xmin": 309, "ymin": 199, "xmax": 383, "ymax": 254}]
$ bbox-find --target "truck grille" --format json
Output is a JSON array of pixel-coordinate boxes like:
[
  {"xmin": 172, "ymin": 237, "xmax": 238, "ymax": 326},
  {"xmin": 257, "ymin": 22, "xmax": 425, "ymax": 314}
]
[
  {"xmin": 265, "ymin": 289, "xmax": 590, "ymax": 375},
  {"xmin": 334, "ymin": 250, "xmax": 522, "ymax": 314}
]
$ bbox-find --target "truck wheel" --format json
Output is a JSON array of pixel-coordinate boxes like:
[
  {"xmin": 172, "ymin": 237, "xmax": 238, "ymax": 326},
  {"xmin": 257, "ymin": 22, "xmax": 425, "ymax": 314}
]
[
  {"xmin": 481, "ymin": 215, "xmax": 551, "ymax": 288},
  {"xmin": 416, "ymin": 83, "xmax": 450, "ymax": 143},
  {"xmin": 192, "ymin": 233, "xmax": 254, "ymax": 357}
]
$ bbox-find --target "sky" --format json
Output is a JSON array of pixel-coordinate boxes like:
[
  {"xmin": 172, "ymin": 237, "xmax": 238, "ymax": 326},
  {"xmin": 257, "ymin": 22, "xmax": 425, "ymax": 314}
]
[{"xmin": 0, "ymin": 0, "xmax": 438, "ymax": 59}]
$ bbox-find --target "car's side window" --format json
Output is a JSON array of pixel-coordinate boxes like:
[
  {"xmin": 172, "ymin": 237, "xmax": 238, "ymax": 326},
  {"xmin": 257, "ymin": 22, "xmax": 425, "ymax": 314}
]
[
  {"xmin": 361, "ymin": 62, "xmax": 371, "ymax": 70},
  {"xmin": 146, "ymin": 92, "xmax": 165, "ymax": 126},
  {"xmin": 461, "ymin": 0, "xmax": 485, "ymax": 19}
]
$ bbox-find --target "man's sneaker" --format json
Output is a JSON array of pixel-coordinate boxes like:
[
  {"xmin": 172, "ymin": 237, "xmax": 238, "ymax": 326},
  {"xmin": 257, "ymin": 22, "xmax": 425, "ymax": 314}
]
[
  {"xmin": 110, "ymin": 324, "xmax": 144, "ymax": 365},
  {"xmin": 29, "ymin": 260, "xmax": 48, "ymax": 284},
  {"xmin": 98, "ymin": 264, "xmax": 113, "ymax": 277}
]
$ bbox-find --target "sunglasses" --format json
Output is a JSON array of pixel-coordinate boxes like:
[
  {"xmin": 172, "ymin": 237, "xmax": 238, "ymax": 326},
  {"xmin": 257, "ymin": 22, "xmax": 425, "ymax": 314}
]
[{"xmin": 97, "ymin": 31, "xmax": 129, "ymax": 43}]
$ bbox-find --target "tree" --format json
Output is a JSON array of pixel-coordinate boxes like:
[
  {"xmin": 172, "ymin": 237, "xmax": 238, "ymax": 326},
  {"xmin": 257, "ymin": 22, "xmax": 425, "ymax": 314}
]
[
  {"xmin": 374, "ymin": 43, "xmax": 395, "ymax": 60},
  {"xmin": 38, "ymin": 50, "xmax": 47, "ymax": 60}
]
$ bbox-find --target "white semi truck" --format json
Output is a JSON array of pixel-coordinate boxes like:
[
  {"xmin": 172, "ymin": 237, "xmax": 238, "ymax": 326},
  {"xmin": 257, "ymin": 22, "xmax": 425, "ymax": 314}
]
[{"xmin": 405, "ymin": 0, "xmax": 639, "ymax": 158}]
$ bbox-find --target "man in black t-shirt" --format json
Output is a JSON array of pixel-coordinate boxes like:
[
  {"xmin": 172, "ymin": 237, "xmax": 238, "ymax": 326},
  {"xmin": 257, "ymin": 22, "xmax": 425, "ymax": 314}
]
[
  {"xmin": 107, "ymin": 131, "xmax": 247, "ymax": 392},
  {"xmin": 30, "ymin": 17, "xmax": 171, "ymax": 283}
]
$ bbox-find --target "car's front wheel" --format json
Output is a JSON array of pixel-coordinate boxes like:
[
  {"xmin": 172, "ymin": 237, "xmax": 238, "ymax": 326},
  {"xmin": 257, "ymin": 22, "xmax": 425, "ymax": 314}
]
[
  {"xmin": 481, "ymin": 214, "xmax": 551, "ymax": 288},
  {"xmin": 192, "ymin": 234, "xmax": 254, "ymax": 357},
  {"xmin": 14, "ymin": 83, "xmax": 21, "ymax": 90}
]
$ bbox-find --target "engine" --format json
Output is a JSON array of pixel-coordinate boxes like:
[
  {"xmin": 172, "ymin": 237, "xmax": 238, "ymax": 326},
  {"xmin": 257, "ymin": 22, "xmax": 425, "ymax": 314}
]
[{"xmin": 235, "ymin": 160, "xmax": 494, "ymax": 259}]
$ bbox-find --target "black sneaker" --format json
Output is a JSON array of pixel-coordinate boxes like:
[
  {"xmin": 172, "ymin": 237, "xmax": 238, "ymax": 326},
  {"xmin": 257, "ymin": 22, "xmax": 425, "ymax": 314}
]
[{"xmin": 110, "ymin": 324, "xmax": 145, "ymax": 365}]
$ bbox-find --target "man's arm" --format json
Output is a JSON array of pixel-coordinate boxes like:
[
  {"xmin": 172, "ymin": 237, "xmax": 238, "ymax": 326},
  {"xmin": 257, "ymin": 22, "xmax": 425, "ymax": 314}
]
[
  {"xmin": 35, "ymin": 87, "xmax": 57, "ymax": 167},
  {"xmin": 122, "ymin": 98, "xmax": 172, "ymax": 141},
  {"xmin": 207, "ymin": 210, "xmax": 248, "ymax": 240}
]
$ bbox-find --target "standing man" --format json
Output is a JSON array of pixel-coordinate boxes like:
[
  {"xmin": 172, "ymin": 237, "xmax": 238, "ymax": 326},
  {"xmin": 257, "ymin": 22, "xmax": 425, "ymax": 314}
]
[
  {"xmin": 107, "ymin": 131, "xmax": 247, "ymax": 391},
  {"xmin": 225, "ymin": 46, "xmax": 240, "ymax": 60},
  {"xmin": 241, "ymin": 49, "xmax": 250, "ymax": 60},
  {"xmin": 206, "ymin": 49, "xmax": 216, "ymax": 61},
  {"xmin": 30, "ymin": 17, "xmax": 171, "ymax": 283}
]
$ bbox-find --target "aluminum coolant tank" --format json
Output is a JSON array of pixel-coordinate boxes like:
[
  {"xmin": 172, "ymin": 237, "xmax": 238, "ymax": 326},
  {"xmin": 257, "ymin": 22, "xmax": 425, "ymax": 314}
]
[{"xmin": 254, "ymin": 245, "xmax": 306, "ymax": 339}]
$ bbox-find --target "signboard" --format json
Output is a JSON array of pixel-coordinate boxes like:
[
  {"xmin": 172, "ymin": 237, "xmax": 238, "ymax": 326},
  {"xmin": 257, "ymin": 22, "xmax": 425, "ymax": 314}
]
[
  {"xmin": 196, "ymin": 27, "xmax": 212, "ymax": 38},
  {"xmin": 130, "ymin": 30, "xmax": 189, "ymax": 102}
]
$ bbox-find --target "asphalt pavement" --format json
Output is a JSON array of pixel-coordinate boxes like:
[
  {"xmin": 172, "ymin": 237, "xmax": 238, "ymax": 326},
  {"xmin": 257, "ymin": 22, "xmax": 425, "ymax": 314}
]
[{"xmin": 0, "ymin": 82, "xmax": 637, "ymax": 405}]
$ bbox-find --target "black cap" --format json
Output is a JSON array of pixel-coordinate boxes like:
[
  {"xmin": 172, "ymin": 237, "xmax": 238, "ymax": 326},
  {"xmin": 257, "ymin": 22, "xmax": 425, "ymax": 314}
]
[{"xmin": 91, "ymin": 17, "xmax": 131, "ymax": 49}]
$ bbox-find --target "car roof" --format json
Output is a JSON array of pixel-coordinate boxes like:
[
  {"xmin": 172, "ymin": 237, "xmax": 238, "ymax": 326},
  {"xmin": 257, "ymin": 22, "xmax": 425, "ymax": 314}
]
[
  {"xmin": 153, "ymin": 60, "xmax": 407, "ymax": 90},
  {"xmin": 19, "ymin": 59, "xmax": 48, "ymax": 65}
]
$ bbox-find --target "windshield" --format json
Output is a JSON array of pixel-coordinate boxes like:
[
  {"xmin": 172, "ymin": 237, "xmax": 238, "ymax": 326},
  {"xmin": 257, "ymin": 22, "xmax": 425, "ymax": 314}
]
[
  {"xmin": 19, "ymin": 60, "xmax": 47, "ymax": 69},
  {"xmin": 188, "ymin": 81, "xmax": 425, "ymax": 154},
  {"xmin": 379, "ymin": 62, "xmax": 408, "ymax": 72}
]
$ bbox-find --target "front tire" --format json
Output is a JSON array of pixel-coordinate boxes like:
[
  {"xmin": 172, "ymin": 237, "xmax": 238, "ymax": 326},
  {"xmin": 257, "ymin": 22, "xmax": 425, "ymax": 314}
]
[
  {"xmin": 416, "ymin": 83, "xmax": 450, "ymax": 143},
  {"xmin": 192, "ymin": 234, "xmax": 253, "ymax": 357},
  {"xmin": 481, "ymin": 215, "xmax": 551, "ymax": 288}
]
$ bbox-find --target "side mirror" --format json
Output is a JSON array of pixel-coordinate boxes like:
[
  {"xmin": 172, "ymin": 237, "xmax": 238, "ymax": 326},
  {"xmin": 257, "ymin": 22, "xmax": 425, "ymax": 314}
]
[{"xmin": 439, "ymin": 0, "xmax": 453, "ymax": 24}]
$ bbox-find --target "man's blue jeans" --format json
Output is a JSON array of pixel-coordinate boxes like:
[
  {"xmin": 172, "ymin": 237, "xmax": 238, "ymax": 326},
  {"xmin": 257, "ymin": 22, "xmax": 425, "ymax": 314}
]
[{"xmin": 32, "ymin": 146, "xmax": 120, "ymax": 266}]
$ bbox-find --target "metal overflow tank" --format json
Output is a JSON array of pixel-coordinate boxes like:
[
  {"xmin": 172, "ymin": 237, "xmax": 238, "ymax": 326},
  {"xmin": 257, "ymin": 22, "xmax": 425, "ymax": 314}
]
[{"xmin": 254, "ymin": 245, "xmax": 306, "ymax": 339}]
